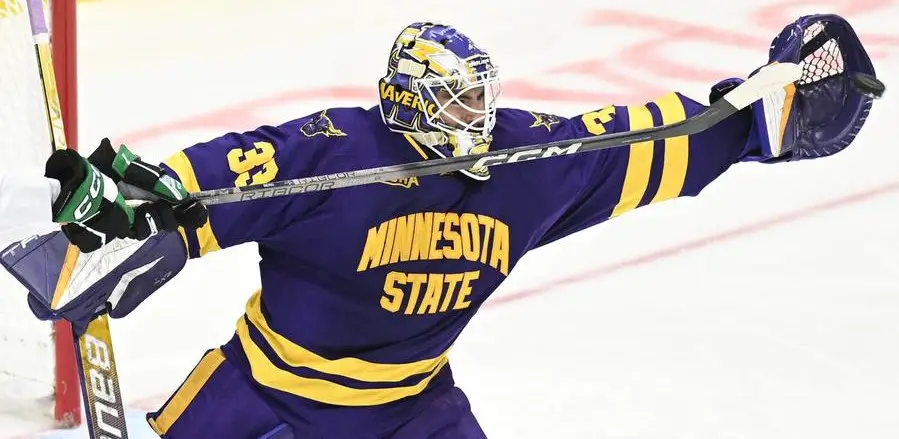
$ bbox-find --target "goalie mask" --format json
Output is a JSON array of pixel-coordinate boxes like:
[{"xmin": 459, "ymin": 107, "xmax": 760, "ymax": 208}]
[{"xmin": 378, "ymin": 22, "xmax": 501, "ymax": 181}]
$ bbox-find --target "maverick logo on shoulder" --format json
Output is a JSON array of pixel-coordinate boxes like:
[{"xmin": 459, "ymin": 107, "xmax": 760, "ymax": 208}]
[
  {"xmin": 300, "ymin": 110, "xmax": 347, "ymax": 138},
  {"xmin": 357, "ymin": 212, "xmax": 510, "ymax": 316}
]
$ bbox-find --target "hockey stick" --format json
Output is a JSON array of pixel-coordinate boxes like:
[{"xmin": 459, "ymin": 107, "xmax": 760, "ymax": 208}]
[
  {"xmin": 183, "ymin": 62, "xmax": 802, "ymax": 206},
  {"xmin": 25, "ymin": 1, "xmax": 129, "ymax": 437}
]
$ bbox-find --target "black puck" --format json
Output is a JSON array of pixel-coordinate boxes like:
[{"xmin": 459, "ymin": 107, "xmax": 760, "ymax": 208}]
[{"xmin": 850, "ymin": 72, "xmax": 886, "ymax": 99}]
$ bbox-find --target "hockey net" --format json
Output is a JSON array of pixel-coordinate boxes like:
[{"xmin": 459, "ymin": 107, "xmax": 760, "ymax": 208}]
[{"xmin": 0, "ymin": 0, "xmax": 80, "ymax": 429}]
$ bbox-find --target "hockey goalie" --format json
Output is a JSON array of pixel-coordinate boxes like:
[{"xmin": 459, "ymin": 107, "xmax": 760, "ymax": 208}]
[{"xmin": 2, "ymin": 14, "xmax": 882, "ymax": 439}]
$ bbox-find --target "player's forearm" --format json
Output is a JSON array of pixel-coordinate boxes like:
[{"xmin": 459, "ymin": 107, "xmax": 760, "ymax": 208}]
[
  {"xmin": 677, "ymin": 100, "xmax": 755, "ymax": 197},
  {"xmin": 595, "ymin": 90, "xmax": 753, "ymax": 204}
]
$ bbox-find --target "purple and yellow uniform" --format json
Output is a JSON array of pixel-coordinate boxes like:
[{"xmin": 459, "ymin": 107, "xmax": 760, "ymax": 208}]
[{"xmin": 147, "ymin": 93, "xmax": 753, "ymax": 438}]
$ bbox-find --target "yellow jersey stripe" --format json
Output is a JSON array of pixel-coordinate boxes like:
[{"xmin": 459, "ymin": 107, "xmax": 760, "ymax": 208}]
[
  {"xmin": 651, "ymin": 92, "xmax": 690, "ymax": 203},
  {"xmin": 610, "ymin": 104, "xmax": 655, "ymax": 218},
  {"xmin": 163, "ymin": 151, "xmax": 222, "ymax": 256},
  {"xmin": 148, "ymin": 348, "xmax": 226, "ymax": 435},
  {"xmin": 237, "ymin": 317, "xmax": 449, "ymax": 406},
  {"xmin": 244, "ymin": 291, "xmax": 447, "ymax": 383},
  {"xmin": 163, "ymin": 151, "xmax": 201, "ymax": 193}
]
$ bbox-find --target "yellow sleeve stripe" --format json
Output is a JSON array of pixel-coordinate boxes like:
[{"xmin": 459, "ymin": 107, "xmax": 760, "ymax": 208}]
[
  {"xmin": 163, "ymin": 151, "xmax": 222, "ymax": 257},
  {"xmin": 194, "ymin": 224, "xmax": 221, "ymax": 257},
  {"xmin": 237, "ymin": 315, "xmax": 449, "ymax": 406},
  {"xmin": 148, "ymin": 348, "xmax": 225, "ymax": 435},
  {"xmin": 610, "ymin": 104, "xmax": 655, "ymax": 218},
  {"xmin": 244, "ymin": 290, "xmax": 446, "ymax": 383},
  {"xmin": 651, "ymin": 92, "xmax": 690, "ymax": 203},
  {"xmin": 163, "ymin": 151, "xmax": 201, "ymax": 193}
]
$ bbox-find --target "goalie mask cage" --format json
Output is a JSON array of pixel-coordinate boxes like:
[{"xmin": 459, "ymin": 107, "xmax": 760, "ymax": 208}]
[{"xmin": 0, "ymin": 0, "xmax": 80, "ymax": 429}]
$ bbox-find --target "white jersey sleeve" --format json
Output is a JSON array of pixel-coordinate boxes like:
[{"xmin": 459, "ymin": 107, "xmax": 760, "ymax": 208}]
[{"xmin": 0, "ymin": 169, "xmax": 61, "ymax": 246}]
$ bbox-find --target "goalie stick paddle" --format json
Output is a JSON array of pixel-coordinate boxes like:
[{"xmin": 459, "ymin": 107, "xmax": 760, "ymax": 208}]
[
  {"xmin": 183, "ymin": 62, "xmax": 803, "ymax": 206},
  {"xmin": 24, "ymin": 0, "xmax": 130, "ymax": 437}
]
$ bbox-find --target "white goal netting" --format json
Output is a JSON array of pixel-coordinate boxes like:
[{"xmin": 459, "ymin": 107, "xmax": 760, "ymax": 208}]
[{"xmin": 0, "ymin": 0, "xmax": 63, "ymax": 421}]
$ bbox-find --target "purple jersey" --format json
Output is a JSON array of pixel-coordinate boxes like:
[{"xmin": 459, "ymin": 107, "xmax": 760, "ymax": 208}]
[{"xmin": 160, "ymin": 91, "xmax": 753, "ymax": 431}]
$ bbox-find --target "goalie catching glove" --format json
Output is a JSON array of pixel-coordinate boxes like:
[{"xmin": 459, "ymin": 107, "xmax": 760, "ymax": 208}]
[{"xmin": 713, "ymin": 14, "xmax": 877, "ymax": 163}]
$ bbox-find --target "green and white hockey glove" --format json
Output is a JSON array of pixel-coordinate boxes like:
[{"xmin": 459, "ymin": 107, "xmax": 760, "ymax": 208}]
[
  {"xmin": 88, "ymin": 138, "xmax": 208, "ymax": 230},
  {"xmin": 45, "ymin": 148, "xmax": 178, "ymax": 253}
]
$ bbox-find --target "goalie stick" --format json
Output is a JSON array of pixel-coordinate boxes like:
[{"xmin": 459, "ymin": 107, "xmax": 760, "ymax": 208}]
[
  {"xmin": 24, "ymin": 1, "xmax": 129, "ymax": 437},
  {"xmin": 176, "ymin": 62, "xmax": 803, "ymax": 206}
]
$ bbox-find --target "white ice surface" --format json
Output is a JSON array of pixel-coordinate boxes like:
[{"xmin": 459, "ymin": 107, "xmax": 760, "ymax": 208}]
[{"xmin": 3, "ymin": 0, "xmax": 898, "ymax": 437}]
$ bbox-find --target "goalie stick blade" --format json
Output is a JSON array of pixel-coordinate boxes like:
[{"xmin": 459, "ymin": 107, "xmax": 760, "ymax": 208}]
[{"xmin": 722, "ymin": 63, "xmax": 803, "ymax": 110}]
